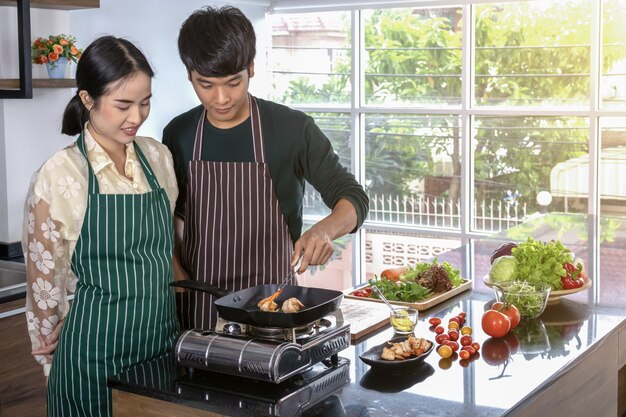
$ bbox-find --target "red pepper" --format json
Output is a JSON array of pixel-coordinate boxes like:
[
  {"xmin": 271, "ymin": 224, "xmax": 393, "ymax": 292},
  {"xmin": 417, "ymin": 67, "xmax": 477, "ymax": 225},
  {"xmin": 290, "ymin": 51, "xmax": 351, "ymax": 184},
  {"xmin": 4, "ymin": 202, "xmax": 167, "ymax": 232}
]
[{"xmin": 561, "ymin": 262, "xmax": 585, "ymax": 289}]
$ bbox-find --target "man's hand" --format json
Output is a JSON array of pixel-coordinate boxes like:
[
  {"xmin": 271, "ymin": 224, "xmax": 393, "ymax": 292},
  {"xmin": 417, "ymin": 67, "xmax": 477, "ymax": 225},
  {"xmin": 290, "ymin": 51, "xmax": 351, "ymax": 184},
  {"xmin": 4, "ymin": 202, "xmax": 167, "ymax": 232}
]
[
  {"xmin": 291, "ymin": 198, "xmax": 358, "ymax": 273},
  {"xmin": 292, "ymin": 225, "xmax": 334, "ymax": 273}
]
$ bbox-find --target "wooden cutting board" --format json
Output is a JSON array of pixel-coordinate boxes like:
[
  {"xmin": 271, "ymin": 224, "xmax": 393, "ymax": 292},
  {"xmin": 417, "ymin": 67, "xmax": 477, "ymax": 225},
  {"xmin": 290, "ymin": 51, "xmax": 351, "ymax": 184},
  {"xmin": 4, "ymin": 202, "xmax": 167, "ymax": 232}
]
[
  {"xmin": 344, "ymin": 279, "xmax": 472, "ymax": 311},
  {"xmin": 340, "ymin": 297, "xmax": 391, "ymax": 341}
]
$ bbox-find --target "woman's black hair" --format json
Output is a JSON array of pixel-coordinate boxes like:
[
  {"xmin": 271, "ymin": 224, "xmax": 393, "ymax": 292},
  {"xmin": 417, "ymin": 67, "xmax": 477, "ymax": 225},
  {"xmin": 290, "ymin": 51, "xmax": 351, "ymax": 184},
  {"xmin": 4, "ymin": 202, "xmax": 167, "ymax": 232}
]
[
  {"xmin": 178, "ymin": 6, "xmax": 256, "ymax": 77},
  {"xmin": 61, "ymin": 36, "xmax": 154, "ymax": 136}
]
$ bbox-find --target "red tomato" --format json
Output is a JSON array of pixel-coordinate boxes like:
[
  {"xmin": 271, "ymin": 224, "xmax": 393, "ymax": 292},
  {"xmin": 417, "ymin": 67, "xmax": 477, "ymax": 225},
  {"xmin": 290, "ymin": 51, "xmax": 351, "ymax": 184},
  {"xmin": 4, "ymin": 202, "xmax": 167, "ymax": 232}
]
[
  {"xmin": 491, "ymin": 302, "xmax": 521, "ymax": 331},
  {"xmin": 471, "ymin": 342, "xmax": 480, "ymax": 352},
  {"xmin": 448, "ymin": 329, "xmax": 460, "ymax": 341},
  {"xmin": 435, "ymin": 334, "xmax": 450, "ymax": 344},
  {"xmin": 462, "ymin": 345, "xmax": 476, "ymax": 355},
  {"xmin": 460, "ymin": 335, "xmax": 473, "ymax": 346},
  {"xmin": 481, "ymin": 337, "xmax": 511, "ymax": 366},
  {"xmin": 429, "ymin": 317, "xmax": 442, "ymax": 326},
  {"xmin": 435, "ymin": 326, "xmax": 445, "ymax": 335},
  {"xmin": 459, "ymin": 350, "xmax": 470, "ymax": 360},
  {"xmin": 443, "ymin": 340, "xmax": 459, "ymax": 352},
  {"xmin": 481, "ymin": 310, "xmax": 511, "ymax": 338}
]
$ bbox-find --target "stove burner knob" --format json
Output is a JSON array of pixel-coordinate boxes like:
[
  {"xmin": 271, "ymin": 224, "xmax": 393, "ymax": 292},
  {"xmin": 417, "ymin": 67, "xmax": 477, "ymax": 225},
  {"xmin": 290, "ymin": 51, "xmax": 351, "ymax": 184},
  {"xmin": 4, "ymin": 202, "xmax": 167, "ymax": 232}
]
[{"xmin": 223, "ymin": 323, "xmax": 242, "ymax": 335}]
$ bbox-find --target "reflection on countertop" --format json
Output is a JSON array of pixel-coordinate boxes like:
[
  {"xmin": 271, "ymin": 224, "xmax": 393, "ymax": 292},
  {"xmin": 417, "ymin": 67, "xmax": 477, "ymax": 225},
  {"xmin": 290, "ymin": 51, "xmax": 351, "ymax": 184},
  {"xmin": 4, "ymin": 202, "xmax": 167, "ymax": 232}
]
[{"xmin": 109, "ymin": 214, "xmax": 626, "ymax": 417}]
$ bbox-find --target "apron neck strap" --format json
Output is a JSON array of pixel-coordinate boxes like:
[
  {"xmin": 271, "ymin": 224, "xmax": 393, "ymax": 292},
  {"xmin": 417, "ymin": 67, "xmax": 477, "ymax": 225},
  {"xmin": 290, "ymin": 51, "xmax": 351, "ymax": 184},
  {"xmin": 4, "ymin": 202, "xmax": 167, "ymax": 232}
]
[
  {"xmin": 76, "ymin": 132, "xmax": 99, "ymax": 194},
  {"xmin": 76, "ymin": 131, "xmax": 161, "ymax": 194},
  {"xmin": 192, "ymin": 94, "xmax": 265, "ymax": 163}
]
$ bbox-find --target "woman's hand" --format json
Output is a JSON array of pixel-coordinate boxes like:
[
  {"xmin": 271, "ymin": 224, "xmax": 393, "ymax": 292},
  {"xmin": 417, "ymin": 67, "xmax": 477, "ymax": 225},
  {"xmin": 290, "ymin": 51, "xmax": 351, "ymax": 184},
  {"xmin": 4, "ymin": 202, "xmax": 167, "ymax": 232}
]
[{"xmin": 32, "ymin": 318, "xmax": 65, "ymax": 362}]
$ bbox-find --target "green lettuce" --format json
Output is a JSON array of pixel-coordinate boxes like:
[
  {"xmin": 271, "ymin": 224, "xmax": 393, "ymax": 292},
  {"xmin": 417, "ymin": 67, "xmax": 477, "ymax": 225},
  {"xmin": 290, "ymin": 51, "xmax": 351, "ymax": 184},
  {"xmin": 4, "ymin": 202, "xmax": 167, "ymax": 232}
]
[{"xmin": 511, "ymin": 238, "xmax": 571, "ymax": 290}]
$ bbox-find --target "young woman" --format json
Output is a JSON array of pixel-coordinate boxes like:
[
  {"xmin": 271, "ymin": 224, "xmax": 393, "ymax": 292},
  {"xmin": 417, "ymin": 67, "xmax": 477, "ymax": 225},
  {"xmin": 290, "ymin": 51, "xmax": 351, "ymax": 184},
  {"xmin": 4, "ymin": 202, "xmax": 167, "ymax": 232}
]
[{"xmin": 22, "ymin": 36, "xmax": 179, "ymax": 417}]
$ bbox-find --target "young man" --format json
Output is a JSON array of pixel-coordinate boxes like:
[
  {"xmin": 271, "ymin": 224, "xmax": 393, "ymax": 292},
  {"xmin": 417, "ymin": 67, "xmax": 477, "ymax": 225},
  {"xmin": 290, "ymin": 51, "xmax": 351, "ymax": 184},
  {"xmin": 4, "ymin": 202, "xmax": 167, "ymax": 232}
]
[{"xmin": 163, "ymin": 6, "xmax": 369, "ymax": 330}]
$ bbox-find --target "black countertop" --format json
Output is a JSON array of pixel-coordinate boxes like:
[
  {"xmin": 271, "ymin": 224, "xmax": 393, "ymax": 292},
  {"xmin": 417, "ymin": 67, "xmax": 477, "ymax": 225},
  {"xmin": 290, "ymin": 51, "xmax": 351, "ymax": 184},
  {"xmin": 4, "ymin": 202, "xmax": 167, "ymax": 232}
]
[{"xmin": 108, "ymin": 214, "xmax": 626, "ymax": 417}]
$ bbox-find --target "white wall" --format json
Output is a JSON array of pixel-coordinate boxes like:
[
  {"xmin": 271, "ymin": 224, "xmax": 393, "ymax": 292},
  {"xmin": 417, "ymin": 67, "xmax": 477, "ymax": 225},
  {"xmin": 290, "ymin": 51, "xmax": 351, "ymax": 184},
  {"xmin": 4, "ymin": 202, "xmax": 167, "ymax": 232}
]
[
  {"xmin": 0, "ymin": 0, "xmax": 270, "ymax": 245},
  {"xmin": 0, "ymin": 7, "xmax": 74, "ymax": 244}
]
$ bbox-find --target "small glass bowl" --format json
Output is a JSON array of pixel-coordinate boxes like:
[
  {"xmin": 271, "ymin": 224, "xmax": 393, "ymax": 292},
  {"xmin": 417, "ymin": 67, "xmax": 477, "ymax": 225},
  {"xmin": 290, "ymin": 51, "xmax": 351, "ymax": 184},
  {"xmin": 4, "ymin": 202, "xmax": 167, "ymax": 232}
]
[
  {"xmin": 389, "ymin": 307, "xmax": 418, "ymax": 334},
  {"xmin": 493, "ymin": 281, "xmax": 551, "ymax": 319}
]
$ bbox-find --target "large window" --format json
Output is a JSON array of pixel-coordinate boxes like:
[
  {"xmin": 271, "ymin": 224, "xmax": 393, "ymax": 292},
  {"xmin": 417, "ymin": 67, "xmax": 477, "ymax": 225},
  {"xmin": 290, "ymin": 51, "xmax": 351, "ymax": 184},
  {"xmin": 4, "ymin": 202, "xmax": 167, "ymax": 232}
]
[{"xmin": 269, "ymin": 0, "xmax": 626, "ymax": 287}]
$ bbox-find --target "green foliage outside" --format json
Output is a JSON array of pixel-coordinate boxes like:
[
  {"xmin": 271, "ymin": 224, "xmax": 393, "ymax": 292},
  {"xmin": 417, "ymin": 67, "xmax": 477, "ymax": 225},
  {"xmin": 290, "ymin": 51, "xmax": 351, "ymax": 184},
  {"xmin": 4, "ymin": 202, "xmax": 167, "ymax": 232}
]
[{"xmin": 275, "ymin": 1, "xmax": 626, "ymax": 215}]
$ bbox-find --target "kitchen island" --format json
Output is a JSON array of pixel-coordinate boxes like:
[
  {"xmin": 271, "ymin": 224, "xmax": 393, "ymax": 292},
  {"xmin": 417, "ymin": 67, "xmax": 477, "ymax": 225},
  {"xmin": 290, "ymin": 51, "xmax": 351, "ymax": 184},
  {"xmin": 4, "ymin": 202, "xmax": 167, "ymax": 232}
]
[{"xmin": 109, "ymin": 214, "xmax": 626, "ymax": 417}]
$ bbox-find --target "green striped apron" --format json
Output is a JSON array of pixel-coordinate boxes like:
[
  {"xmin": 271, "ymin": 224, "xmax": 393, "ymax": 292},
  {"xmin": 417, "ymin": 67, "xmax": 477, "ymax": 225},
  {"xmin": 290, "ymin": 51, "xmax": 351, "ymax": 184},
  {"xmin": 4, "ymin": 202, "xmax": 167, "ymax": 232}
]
[{"xmin": 47, "ymin": 133, "xmax": 179, "ymax": 417}]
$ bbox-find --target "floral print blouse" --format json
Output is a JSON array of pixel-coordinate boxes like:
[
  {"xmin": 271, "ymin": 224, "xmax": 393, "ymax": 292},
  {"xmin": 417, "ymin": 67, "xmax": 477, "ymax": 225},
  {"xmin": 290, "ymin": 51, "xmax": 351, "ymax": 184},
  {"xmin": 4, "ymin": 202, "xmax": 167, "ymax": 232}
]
[{"xmin": 22, "ymin": 128, "xmax": 178, "ymax": 375}]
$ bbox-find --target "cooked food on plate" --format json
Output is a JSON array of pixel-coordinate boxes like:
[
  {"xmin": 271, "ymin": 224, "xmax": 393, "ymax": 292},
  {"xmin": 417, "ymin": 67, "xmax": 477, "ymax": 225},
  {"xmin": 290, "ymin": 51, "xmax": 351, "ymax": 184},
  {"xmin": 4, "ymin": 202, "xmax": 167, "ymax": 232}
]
[{"xmin": 381, "ymin": 336, "xmax": 432, "ymax": 361}]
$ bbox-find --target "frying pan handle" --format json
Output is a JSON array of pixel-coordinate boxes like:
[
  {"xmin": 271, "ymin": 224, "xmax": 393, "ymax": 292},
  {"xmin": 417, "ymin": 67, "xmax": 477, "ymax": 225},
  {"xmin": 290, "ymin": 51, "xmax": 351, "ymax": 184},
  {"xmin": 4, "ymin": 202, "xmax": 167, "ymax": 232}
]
[{"xmin": 169, "ymin": 280, "xmax": 230, "ymax": 298}]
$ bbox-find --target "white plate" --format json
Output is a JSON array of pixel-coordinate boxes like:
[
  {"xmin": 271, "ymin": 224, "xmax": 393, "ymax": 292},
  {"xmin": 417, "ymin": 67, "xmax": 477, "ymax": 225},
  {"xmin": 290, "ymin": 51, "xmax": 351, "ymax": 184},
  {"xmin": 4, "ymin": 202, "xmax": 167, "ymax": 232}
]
[{"xmin": 483, "ymin": 275, "xmax": 592, "ymax": 303}]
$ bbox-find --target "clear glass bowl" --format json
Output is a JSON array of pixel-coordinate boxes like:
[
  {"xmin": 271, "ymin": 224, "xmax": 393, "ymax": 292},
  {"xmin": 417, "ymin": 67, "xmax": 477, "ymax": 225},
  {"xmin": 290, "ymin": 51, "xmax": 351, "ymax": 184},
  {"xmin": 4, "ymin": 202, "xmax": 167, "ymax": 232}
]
[
  {"xmin": 389, "ymin": 307, "xmax": 418, "ymax": 334},
  {"xmin": 493, "ymin": 281, "xmax": 551, "ymax": 319}
]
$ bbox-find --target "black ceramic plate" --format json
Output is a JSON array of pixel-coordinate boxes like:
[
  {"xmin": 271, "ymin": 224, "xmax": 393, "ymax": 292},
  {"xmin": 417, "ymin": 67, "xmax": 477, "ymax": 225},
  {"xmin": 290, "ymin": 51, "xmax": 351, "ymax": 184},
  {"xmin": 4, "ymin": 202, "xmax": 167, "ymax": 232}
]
[{"xmin": 359, "ymin": 336, "xmax": 434, "ymax": 373}]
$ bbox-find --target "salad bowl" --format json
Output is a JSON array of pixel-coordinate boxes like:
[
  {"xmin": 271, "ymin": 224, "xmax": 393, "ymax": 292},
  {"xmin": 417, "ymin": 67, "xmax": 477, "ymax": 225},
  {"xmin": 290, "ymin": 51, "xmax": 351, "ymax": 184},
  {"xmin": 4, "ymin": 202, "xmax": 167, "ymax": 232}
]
[{"xmin": 483, "ymin": 275, "xmax": 591, "ymax": 304}]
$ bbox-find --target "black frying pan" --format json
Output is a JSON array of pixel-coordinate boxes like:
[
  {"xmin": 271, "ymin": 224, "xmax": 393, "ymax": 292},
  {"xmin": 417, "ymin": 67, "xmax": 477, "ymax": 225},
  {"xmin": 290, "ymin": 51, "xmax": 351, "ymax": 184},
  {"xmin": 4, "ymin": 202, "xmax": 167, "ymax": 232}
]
[{"xmin": 170, "ymin": 280, "xmax": 343, "ymax": 328}]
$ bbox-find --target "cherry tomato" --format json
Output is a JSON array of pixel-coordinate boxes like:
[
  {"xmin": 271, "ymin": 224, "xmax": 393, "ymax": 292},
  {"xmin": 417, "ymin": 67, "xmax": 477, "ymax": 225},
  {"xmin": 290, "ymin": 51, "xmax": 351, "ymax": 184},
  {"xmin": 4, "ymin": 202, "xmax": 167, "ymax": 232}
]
[
  {"xmin": 481, "ymin": 337, "xmax": 511, "ymax": 366},
  {"xmin": 458, "ymin": 312, "xmax": 466, "ymax": 319},
  {"xmin": 481, "ymin": 310, "xmax": 511, "ymax": 338},
  {"xmin": 462, "ymin": 345, "xmax": 476, "ymax": 355},
  {"xmin": 449, "ymin": 316, "xmax": 460, "ymax": 324},
  {"xmin": 460, "ymin": 326, "xmax": 472, "ymax": 336},
  {"xmin": 448, "ymin": 329, "xmax": 460, "ymax": 341},
  {"xmin": 429, "ymin": 317, "xmax": 442, "ymax": 326},
  {"xmin": 435, "ymin": 333, "xmax": 450, "ymax": 344},
  {"xmin": 448, "ymin": 321, "xmax": 460, "ymax": 330},
  {"xmin": 435, "ymin": 326, "xmax": 445, "ymax": 335},
  {"xmin": 438, "ymin": 344, "xmax": 453, "ymax": 359},
  {"xmin": 459, "ymin": 350, "xmax": 470, "ymax": 360},
  {"xmin": 460, "ymin": 335, "xmax": 472, "ymax": 346},
  {"xmin": 471, "ymin": 342, "xmax": 480, "ymax": 352},
  {"xmin": 443, "ymin": 340, "xmax": 459, "ymax": 351},
  {"xmin": 491, "ymin": 301, "xmax": 521, "ymax": 331}
]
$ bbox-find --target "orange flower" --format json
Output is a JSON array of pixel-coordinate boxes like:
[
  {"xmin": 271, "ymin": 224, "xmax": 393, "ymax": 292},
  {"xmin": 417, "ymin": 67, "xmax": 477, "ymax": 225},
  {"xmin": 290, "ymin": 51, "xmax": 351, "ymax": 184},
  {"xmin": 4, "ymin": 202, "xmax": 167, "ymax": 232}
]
[
  {"xmin": 70, "ymin": 46, "xmax": 79, "ymax": 55},
  {"xmin": 53, "ymin": 44, "xmax": 63, "ymax": 55},
  {"xmin": 60, "ymin": 38, "xmax": 69, "ymax": 46},
  {"xmin": 48, "ymin": 52, "xmax": 59, "ymax": 62},
  {"xmin": 38, "ymin": 44, "xmax": 47, "ymax": 51}
]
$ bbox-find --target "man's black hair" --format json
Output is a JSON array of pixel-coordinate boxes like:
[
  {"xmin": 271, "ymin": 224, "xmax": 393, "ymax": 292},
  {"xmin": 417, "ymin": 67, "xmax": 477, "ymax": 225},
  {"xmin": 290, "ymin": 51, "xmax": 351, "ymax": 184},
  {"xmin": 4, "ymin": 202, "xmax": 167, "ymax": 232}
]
[{"xmin": 178, "ymin": 6, "xmax": 256, "ymax": 77}]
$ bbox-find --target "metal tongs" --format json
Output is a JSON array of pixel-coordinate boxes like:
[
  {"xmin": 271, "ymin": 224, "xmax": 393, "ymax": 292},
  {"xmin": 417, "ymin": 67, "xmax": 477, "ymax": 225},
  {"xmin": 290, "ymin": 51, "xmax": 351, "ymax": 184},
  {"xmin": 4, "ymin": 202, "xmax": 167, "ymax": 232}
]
[
  {"xmin": 277, "ymin": 256, "xmax": 303, "ymax": 291},
  {"xmin": 258, "ymin": 258, "xmax": 303, "ymax": 308}
]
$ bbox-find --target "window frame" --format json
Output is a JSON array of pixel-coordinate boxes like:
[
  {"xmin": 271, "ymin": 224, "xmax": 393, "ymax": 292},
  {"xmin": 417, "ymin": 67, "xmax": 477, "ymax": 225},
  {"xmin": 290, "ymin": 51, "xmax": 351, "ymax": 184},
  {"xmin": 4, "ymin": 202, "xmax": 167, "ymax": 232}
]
[{"xmin": 268, "ymin": 0, "xmax": 616, "ymax": 286}]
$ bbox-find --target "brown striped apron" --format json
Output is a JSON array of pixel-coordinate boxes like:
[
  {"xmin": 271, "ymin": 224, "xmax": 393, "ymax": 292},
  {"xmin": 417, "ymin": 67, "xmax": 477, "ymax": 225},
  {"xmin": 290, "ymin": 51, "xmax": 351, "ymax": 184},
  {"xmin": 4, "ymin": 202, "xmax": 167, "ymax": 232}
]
[{"xmin": 180, "ymin": 95, "xmax": 294, "ymax": 330}]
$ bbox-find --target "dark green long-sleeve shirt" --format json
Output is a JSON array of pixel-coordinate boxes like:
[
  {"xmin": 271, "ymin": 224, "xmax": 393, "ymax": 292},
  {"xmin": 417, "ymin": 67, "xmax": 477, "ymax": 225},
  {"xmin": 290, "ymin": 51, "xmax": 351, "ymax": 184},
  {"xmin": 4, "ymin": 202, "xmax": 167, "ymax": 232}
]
[{"xmin": 162, "ymin": 98, "xmax": 369, "ymax": 243}]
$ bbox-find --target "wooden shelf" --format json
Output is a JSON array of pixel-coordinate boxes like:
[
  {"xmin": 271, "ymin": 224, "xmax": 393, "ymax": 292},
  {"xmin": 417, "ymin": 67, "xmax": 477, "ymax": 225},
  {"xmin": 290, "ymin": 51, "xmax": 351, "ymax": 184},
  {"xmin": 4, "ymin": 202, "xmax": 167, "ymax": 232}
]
[
  {"xmin": 0, "ymin": 78, "xmax": 75, "ymax": 88},
  {"xmin": 0, "ymin": 0, "xmax": 98, "ymax": 9}
]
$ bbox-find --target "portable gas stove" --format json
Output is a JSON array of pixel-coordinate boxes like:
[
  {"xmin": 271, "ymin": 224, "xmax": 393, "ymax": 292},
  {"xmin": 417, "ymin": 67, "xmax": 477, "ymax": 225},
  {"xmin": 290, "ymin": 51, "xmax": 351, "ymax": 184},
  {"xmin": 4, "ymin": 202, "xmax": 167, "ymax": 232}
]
[
  {"xmin": 174, "ymin": 310, "xmax": 351, "ymax": 384},
  {"xmin": 174, "ymin": 357, "xmax": 350, "ymax": 417}
]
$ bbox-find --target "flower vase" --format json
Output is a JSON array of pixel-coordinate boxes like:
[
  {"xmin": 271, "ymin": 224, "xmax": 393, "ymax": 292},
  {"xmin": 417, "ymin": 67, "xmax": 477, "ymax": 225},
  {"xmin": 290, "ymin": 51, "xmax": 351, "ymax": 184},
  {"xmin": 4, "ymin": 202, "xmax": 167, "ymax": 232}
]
[{"xmin": 46, "ymin": 57, "xmax": 69, "ymax": 79}]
